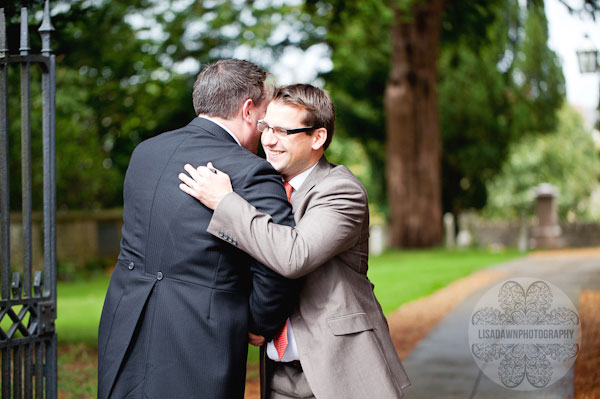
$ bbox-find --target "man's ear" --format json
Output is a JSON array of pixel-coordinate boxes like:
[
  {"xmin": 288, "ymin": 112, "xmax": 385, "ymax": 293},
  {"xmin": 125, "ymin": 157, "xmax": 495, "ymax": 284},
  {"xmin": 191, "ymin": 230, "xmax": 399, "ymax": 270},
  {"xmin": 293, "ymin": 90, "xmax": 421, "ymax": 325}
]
[
  {"xmin": 311, "ymin": 128, "xmax": 328, "ymax": 151},
  {"xmin": 241, "ymin": 99, "xmax": 254, "ymax": 124}
]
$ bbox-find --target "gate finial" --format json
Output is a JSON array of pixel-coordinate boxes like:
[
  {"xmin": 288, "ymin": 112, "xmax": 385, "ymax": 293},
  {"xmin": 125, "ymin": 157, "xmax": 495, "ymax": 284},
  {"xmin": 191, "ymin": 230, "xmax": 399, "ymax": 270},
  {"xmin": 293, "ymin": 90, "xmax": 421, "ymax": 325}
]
[{"xmin": 38, "ymin": 0, "xmax": 54, "ymax": 55}]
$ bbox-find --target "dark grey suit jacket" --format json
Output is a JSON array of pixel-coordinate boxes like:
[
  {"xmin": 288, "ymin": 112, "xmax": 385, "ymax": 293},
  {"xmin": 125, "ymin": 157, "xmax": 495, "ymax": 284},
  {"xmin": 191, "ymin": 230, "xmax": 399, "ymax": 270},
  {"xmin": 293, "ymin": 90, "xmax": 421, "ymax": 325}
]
[{"xmin": 97, "ymin": 118, "xmax": 298, "ymax": 399}]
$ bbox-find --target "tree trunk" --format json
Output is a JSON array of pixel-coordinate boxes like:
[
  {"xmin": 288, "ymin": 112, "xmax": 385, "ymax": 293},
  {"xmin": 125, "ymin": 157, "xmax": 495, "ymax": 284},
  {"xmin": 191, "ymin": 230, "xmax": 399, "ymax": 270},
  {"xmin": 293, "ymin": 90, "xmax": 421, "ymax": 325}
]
[{"xmin": 385, "ymin": 0, "xmax": 445, "ymax": 247}]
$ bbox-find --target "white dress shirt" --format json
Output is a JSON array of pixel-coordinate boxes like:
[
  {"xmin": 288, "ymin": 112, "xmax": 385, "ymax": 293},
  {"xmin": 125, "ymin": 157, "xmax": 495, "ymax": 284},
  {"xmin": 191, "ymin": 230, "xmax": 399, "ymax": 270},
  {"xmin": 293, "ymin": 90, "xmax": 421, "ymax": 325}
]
[
  {"xmin": 266, "ymin": 161, "xmax": 318, "ymax": 362},
  {"xmin": 198, "ymin": 116, "xmax": 241, "ymax": 146}
]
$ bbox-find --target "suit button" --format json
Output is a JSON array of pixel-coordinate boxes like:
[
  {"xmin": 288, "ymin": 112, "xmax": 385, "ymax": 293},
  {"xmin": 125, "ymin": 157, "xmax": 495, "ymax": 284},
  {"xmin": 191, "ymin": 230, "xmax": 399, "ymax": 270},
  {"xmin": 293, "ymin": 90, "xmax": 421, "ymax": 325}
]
[
  {"xmin": 156, "ymin": 272, "xmax": 163, "ymax": 281},
  {"xmin": 128, "ymin": 262, "xmax": 134, "ymax": 270}
]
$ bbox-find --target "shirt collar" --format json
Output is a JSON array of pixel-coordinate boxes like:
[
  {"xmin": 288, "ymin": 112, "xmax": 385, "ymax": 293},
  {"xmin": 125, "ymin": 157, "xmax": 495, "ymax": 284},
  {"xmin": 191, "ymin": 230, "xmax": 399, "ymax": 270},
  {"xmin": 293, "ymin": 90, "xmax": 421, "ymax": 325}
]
[
  {"xmin": 198, "ymin": 116, "xmax": 241, "ymax": 146},
  {"xmin": 286, "ymin": 161, "xmax": 319, "ymax": 195}
]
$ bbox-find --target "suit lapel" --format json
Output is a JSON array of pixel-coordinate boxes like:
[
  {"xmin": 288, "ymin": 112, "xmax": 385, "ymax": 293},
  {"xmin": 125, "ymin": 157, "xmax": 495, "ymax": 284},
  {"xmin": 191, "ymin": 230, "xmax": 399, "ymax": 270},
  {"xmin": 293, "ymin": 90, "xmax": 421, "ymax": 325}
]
[{"xmin": 290, "ymin": 156, "xmax": 331, "ymax": 212}]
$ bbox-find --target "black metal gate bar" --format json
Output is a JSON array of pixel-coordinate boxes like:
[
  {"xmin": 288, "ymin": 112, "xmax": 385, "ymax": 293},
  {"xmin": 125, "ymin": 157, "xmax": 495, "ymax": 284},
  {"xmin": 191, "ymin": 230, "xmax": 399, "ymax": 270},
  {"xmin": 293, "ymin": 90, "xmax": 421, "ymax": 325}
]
[
  {"xmin": 0, "ymin": 6, "xmax": 9, "ymax": 304},
  {"xmin": 21, "ymin": 7, "xmax": 33, "ymax": 301},
  {"xmin": 35, "ymin": 342, "xmax": 42, "ymax": 397},
  {"xmin": 25, "ymin": 343, "xmax": 33, "ymax": 399},
  {"xmin": 0, "ymin": 2, "xmax": 57, "ymax": 398},
  {"xmin": 0, "ymin": 9, "xmax": 10, "ymax": 398},
  {"xmin": 39, "ymin": 0, "xmax": 56, "ymax": 307},
  {"xmin": 13, "ymin": 345, "xmax": 21, "ymax": 398},
  {"xmin": 40, "ymin": 2, "xmax": 58, "ymax": 391}
]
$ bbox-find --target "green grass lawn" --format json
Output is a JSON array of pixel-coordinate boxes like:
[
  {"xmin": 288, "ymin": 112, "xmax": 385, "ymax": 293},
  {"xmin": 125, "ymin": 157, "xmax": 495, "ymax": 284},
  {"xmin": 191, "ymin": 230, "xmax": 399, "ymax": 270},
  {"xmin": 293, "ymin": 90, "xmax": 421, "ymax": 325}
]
[
  {"xmin": 369, "ymin": 248, "xmax": 523, "ymax": 314},
  {"xmin": 55, "ymin": 248, "xmax": 523, "ymax": 368},
  {"xmin": 55, "ymin": 248, "xmax": 523, "ymax": 397},
  {"xmin": 57, "ymin": 274, "xmax": 111, "ymax": 346}
]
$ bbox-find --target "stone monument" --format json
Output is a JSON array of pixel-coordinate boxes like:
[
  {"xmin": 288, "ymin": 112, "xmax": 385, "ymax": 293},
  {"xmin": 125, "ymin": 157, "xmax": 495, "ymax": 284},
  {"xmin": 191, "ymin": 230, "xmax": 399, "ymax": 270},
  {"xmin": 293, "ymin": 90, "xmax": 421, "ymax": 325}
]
[{"xmin": 531, "ymin": 183, "xmax": 564, "ymax": 249}]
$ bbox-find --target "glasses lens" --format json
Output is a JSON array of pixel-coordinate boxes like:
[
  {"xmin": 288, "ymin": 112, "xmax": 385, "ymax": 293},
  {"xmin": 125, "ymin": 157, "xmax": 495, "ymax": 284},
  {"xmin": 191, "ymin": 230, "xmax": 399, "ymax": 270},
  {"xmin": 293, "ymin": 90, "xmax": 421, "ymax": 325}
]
[
  {"xmin": 257, "ymin": 120, "xmax": 267, "ymax": 132},
  {"xmin": 272, "ymin": 127, "xmax": 288, "ymax": 138}
]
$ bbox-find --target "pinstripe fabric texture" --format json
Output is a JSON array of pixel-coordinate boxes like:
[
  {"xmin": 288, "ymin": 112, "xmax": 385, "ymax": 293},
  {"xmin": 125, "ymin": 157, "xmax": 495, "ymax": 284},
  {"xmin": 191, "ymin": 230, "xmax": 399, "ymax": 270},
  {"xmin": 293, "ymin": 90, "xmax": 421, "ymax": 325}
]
[{"xmin": 97, "ymin": 118, "xmax": 299, "ymax": 399}]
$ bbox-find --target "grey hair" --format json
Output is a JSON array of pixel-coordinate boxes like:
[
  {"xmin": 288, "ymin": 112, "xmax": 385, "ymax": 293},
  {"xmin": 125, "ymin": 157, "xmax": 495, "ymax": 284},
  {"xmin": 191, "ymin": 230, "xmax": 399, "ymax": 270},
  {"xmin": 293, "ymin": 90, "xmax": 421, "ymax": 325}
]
[{"xmin": 192, "ymin": 59, "xmax": 269, "ymax": 119}]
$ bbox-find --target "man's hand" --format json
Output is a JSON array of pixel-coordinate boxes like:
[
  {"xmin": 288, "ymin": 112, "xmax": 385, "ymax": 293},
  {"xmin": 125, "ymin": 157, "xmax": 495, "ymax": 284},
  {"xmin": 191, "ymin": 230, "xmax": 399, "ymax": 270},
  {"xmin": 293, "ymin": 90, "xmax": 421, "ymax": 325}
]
[
  {"xmin": 248, "ymin": 332, "xmax": 265, "ymax": 347},
  {"xmin": 178, "ymin": 162, "xmax": 233, "ymax": 210}
]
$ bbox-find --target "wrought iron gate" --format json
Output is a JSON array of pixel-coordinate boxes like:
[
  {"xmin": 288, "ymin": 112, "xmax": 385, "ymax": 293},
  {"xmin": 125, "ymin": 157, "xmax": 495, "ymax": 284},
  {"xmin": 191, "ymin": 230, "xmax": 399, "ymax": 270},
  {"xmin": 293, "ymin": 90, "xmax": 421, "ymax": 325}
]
[{"xmin": 0, "ymin": 1, "xmax": 57, "ymax": 398}]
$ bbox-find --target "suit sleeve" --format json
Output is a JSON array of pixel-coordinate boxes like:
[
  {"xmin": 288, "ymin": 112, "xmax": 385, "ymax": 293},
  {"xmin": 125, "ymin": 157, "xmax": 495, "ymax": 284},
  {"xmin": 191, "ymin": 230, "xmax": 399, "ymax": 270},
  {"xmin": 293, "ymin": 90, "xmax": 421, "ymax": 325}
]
[
  {"xmin": 207, "ymin": 175, "xmax": 367, "ymax": 279},
  {"xmin": 238, "ymin": 161, "xmax": 300, "ymax": 340}
]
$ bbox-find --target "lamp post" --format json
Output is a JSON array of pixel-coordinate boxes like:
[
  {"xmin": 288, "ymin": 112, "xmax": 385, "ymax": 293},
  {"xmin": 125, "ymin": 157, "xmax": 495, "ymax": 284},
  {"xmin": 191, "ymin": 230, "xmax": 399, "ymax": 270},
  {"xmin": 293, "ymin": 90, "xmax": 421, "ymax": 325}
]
[
  {"xmin": 576, "ymin": 34, "xmax": 599, "ymax": 74},
  {"xmin": 576, "ymin": 34, "xmax": 600, "ymax": 130}
]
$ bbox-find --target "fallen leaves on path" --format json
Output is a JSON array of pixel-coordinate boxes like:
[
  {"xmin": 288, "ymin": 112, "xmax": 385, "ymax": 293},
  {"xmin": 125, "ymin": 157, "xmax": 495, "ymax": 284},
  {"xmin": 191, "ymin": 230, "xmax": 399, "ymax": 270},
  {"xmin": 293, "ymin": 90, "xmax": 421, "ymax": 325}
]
[
  {"xmin": 244, "ymin": 268, "xmax": 507, "ymax": 398},
  {"xmin": 575, "ymin": 290, "xmax": 600, "ymax": 399},
  {"xmin": 386, "ymin": 269, "xmax": 507, "ymax": 359}
]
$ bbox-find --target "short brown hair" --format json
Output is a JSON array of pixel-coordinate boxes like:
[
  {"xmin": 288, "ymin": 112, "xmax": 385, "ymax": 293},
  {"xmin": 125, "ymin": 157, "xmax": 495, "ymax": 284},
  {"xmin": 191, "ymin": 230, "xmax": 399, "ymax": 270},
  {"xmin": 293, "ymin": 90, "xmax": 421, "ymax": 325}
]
[
  {"xmin": 272, "ymin": 84, "xmax": 335, "ymax": 150},
  {"xmin": 193, "ymin": 59, "xmax": 269, "ymax": 119}
]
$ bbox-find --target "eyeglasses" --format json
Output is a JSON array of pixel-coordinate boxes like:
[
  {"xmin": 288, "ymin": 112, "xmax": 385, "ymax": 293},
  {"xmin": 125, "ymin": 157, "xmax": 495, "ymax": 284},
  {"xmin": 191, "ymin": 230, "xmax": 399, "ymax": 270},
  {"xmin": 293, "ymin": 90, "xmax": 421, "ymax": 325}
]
[{"xmin": 257, "ymin": 120, "xmax": 319, "ymax": 138}]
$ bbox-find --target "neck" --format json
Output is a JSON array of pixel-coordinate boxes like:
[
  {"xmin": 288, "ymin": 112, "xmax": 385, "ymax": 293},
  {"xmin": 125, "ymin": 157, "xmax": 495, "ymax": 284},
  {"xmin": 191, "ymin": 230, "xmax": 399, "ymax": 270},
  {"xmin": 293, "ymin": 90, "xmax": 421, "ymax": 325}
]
[
  {"xmin": 199, "ymin": 114, "xmax": 243, "ymax": 143},
  {"xmin": 283, "ymin": 154, "xmax": 322, "ymax": 181}
]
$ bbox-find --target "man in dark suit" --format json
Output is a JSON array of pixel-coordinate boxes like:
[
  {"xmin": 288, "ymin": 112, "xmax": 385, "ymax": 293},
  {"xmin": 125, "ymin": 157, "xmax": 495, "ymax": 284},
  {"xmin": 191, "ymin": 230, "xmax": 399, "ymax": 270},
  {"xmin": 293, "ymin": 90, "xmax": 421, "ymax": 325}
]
[{"xmin": 97, "ymin": 59, "xmax": 298, "ymax": 399}]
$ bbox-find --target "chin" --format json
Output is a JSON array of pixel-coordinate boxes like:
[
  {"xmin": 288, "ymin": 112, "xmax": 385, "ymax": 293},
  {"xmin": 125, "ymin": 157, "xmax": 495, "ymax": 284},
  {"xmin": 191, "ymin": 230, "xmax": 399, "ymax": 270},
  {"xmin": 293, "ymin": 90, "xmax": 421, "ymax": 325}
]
[{"xmin": 267, "ymin": 159, "xmax": 283, "ymax": 173}]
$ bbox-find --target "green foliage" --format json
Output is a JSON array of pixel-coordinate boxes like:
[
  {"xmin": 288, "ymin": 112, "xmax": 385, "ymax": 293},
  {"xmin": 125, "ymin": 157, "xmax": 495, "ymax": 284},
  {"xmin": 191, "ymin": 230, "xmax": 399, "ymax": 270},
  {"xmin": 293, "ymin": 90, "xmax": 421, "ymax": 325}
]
[
  {"xmin": 439, "ymin": 0, "xmax": 565, "ymax": 214},
  {"xmin": 1, "ymin": 0, "xmax": 586, "ymax": 215},
  {"xmin": 57, "ymin": 260, "xmax": 79, "ymax": 281},
  {"xmin": 511, "ymin": 1, "xmax": 565, "ymax": 133},
  {"xmin": 484, "ymin": 103, "xmax": 600, "ymax": 220},
  {"xmin": 5, "ymin": 0, "xmax": 334, "ymax": 210},
  {"xmin": 5, "ymin": 1, "xmax": 194, "ymax": 210},
  {"xmin": 304, "ymin": 0, "xmax": 566, "ymax": 214},
  {"xmin": 439, "ymin": 3, "xmax": 515, "ymax": 212},
  {"xmin": 57, "ymin": 256, "xmax": 111, "ymax": 281},
  {"xmin": 326, "ymin": 134, "xmax": 380, "ymax": 203},
  {"xmin": 311, "ymin": 0, "xmax": 392, "ymax": 205}
]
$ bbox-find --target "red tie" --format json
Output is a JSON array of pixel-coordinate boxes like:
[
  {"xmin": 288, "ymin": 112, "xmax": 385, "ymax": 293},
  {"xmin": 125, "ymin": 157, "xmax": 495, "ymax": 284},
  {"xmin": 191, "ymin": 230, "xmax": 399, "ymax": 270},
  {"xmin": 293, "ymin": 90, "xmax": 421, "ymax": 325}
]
[
  {"xmin": 273, "ymin": 321, "xmax": 288, "ymax": 361},
  {"xmin": 273, "ymin": 181, "xmax": 293, "ymax": 360},
  {"xmin": 283, "ymin": 181, "xmax": 293, "ymax": 201}
]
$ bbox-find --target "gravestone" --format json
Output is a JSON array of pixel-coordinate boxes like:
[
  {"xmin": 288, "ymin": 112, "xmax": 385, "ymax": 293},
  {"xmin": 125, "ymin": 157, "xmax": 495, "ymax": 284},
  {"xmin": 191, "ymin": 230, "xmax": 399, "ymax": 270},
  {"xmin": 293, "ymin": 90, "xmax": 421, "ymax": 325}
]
[
  {"xmin": 443, "ymin": 212, "xmax": 455, "ymax": 249},
  {"xmin": 532, "ymin": 183, "xmax": 564, "ymax": 249}
]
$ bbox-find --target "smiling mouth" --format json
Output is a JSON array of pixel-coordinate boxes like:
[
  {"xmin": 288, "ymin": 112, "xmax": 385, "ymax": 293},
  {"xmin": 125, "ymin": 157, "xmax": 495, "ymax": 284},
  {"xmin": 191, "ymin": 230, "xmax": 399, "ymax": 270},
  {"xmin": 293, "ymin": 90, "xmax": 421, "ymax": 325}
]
[{"xmin": 268, "ymin": 149, "xmax": 285, "ymax": 156}]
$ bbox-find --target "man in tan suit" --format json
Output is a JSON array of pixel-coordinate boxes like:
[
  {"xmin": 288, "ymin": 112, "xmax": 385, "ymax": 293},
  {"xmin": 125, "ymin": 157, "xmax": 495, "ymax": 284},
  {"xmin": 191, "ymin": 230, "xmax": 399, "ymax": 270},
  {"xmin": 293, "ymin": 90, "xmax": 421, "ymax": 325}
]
[{"xmin": 179, "ymin": 84, "xmax": 410, "ymax": 398}]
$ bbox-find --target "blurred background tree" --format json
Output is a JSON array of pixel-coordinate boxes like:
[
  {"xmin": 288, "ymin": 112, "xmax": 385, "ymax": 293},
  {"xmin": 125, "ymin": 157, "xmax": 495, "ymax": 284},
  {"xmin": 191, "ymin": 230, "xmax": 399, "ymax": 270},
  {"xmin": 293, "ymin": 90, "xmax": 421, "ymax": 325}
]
[
  {"xmin": 484, "ymin": 103, "xmax": 600, "ymax": 221},
  {"xmin": 3, "ymin": 0, "xmax": 599, "ymax": 245},
  {"xmin": 5, "ymin": 0, "xmax": 193, "ymax": 210},
  {"xmin": 4, "ymin": 0, "xmax": 319, "ymax": 210},
  {"xmin": 307, "ymin": 0, "xmax": 576, "ymax": 247},
  {"xmin": 440, "ymin": 0, "xmax": 565, "ymax": 217}
]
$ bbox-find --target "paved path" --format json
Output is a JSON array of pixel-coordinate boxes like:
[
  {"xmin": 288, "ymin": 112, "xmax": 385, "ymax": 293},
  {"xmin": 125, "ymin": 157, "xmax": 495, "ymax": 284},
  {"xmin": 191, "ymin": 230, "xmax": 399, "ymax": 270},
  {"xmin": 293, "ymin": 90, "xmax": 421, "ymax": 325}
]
[{"xmin": 402, "ymin": 250, "xmax": 600, "ymax": 399}]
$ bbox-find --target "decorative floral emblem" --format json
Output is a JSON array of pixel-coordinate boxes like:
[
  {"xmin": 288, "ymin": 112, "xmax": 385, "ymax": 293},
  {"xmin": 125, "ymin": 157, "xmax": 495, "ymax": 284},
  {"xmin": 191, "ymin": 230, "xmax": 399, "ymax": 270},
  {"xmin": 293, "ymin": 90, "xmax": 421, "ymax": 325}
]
[{"xmin": 468, "ymin": 278, "xmax": 580, "ymax": 391}]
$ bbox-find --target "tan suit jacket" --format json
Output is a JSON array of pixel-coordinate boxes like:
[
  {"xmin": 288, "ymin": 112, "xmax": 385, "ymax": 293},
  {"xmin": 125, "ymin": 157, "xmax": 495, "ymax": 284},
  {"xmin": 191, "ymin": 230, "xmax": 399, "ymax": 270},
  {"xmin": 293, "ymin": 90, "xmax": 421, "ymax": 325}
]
[{"xmin": 207, "ymin": 156, "xmax": 410, "ymax": 398}]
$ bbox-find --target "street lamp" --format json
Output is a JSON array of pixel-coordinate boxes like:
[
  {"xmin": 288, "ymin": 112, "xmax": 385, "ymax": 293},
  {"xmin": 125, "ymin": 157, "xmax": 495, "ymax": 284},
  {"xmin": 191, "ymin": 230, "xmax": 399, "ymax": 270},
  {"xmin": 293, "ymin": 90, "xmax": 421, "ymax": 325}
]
[{"xmin": 576, "ymin": 34, "xmax": 599, "ymax": 74}]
